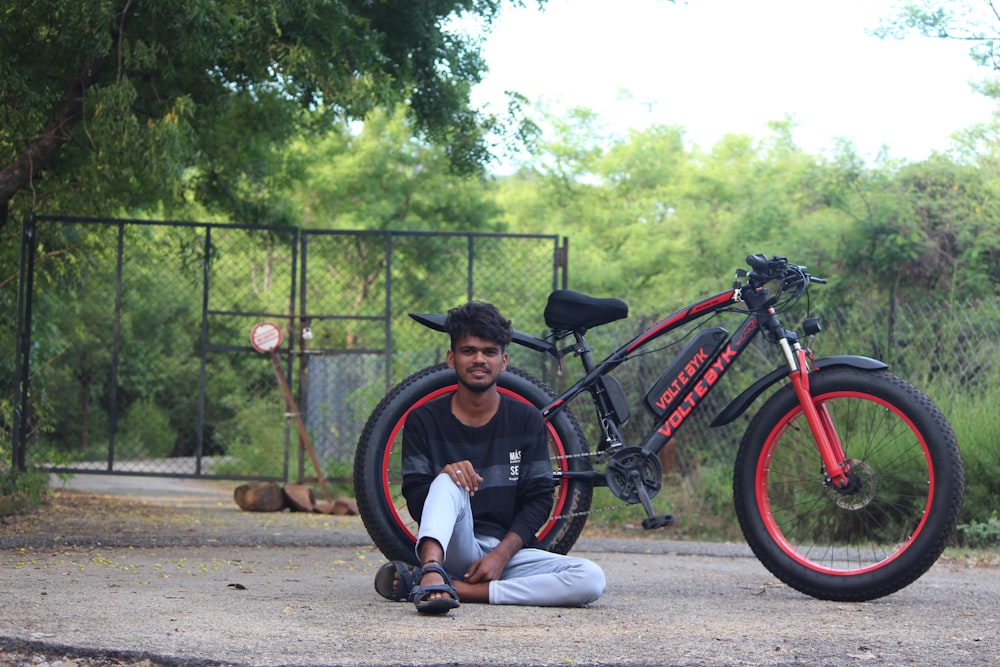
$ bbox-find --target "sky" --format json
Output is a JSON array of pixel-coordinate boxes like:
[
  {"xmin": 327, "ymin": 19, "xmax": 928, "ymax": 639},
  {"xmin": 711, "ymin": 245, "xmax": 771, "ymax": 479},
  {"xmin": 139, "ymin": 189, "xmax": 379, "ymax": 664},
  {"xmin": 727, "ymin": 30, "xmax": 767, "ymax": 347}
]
[{"xmin": 466, "ymin": 0, "xmax": 997, "ymax": 163}]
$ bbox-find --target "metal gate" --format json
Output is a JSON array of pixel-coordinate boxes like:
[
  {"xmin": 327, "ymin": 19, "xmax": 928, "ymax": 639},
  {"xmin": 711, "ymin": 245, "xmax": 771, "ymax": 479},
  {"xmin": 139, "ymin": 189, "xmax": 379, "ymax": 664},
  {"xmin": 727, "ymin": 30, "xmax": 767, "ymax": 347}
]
[{"xmin": 8, "ymin": 216, "xmax": 566, "ymax": 483}]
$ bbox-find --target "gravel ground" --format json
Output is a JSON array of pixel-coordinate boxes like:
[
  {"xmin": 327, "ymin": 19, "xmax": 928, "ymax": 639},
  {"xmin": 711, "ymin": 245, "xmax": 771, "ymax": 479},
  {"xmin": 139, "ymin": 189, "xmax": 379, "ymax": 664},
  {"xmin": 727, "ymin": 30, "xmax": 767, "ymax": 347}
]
[
  {"xmin": 0, "ymin": 646, "xmax": 167, "ymax": 666},
  {"xmin": 1, "ymin": 478, "xmax": 998, "ymax": 667}
]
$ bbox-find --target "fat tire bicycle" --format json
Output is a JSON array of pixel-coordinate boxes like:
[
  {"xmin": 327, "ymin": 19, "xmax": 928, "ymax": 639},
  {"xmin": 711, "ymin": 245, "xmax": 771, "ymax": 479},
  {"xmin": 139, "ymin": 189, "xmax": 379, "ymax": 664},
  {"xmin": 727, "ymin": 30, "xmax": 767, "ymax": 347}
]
[{"xmin": 353, "ymin": 254, "xmax": 965, "ymax": 601}]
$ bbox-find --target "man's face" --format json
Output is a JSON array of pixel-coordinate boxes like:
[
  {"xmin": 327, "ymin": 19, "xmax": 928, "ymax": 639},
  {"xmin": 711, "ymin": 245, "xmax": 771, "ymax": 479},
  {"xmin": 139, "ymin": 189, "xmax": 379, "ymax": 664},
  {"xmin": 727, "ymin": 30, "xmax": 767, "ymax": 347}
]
[{"xmin": 447, "ymin": 334, "xmax": 508, "ymax": 393}]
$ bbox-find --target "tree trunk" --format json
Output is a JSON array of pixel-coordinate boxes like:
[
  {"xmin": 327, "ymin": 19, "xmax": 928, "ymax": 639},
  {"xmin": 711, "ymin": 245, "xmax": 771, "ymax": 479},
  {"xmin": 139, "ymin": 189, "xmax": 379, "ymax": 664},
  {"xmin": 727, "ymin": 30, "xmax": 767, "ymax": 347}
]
[{"xmin": 0, "ymin": 60, "xmax": 104, "ymax": 229}]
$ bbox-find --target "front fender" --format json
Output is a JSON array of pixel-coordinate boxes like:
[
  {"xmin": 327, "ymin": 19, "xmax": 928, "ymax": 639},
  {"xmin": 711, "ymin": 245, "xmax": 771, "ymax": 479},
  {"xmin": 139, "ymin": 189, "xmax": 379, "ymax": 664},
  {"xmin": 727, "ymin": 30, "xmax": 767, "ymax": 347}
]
[{"xmin": 710, "ymin": 355, "xmax": 888, "ymax": 427}]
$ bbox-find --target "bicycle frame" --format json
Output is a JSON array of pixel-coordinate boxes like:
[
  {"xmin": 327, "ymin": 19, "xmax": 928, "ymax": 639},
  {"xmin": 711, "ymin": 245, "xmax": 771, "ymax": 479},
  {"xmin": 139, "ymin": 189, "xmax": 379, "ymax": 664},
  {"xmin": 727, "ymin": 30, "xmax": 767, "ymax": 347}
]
[
  {"xmin": 540, "ymin": 290, "xmax": 742, "ymax": 449},
  {"xmin": 536, "ymin": 285, "xmax": 860, "ymax": 494},
  {"xmin": 410, "ymin": 260, "xmax": 884, "ymax": 514}
]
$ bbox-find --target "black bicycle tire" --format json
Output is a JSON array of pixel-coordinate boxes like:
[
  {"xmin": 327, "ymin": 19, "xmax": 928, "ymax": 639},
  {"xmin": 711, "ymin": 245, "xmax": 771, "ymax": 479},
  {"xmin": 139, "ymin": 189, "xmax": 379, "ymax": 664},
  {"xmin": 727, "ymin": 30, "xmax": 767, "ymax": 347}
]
[
  {"xmin": 733, "ymin": 367, "xmax": 964, "ymax": 602},
  {"xmin": 353, "ymin": 363, "xmax": 593, "ymax": 564}
]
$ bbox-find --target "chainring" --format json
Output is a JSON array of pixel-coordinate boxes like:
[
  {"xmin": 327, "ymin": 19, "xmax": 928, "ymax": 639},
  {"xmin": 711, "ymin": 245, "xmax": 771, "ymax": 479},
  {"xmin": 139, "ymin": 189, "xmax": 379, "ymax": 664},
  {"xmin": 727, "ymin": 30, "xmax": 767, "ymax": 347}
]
[{"xmin": 605, "ymin": 446, "xmax": 664, "ymax": 505}]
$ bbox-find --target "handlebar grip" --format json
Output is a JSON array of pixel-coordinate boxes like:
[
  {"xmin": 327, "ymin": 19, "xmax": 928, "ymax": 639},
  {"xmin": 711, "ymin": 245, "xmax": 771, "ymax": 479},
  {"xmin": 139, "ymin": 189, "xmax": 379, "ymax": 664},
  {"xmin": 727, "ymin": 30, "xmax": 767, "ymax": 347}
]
[
  {"xmin": 742, "ymin": 254, "xmax": 826, "ymax": 294},
  {"xmin": 746, "ymin": 254, "xmax": 769, "ymax": 271}
]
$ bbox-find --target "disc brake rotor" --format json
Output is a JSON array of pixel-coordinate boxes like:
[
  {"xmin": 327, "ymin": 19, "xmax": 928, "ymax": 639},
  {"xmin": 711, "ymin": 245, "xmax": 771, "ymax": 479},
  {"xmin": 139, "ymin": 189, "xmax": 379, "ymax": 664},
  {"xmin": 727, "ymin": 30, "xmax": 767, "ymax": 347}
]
[{"xmin": 826, "ymin": 458, "xmax": 877, "ymax": 510}]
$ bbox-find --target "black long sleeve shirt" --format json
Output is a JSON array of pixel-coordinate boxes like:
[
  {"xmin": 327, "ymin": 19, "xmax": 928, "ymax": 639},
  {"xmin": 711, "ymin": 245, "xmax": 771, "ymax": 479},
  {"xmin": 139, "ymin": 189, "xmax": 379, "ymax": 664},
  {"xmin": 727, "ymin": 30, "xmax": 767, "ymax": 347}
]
[{"xmin": 401, "ymin": 394, "xmax": 552, "ymax": 548}]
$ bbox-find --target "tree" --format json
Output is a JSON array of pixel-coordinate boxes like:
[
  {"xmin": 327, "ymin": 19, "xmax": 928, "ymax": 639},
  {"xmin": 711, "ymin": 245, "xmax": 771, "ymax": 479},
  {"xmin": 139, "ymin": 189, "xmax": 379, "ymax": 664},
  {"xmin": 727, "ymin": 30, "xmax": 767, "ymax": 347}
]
[
  {"xmin": 498, "ymin": 110, "xmax": 848, "ymax": 312},
  {"xmin": 873, "ymin": 0, "xmax": 1000, "ymax": 69},
  {"xmin": 0, "ymin": 0, "xmax": 534, "ymax": 230},
  {"xmin": 293, "ymin": 107, "xmax": 503, "ymax": 233},
  {"xmin": 288, "ymin": 106, "xmax": 506, "ymax": 347},
  {"xmin": 1, "ymin": 1, "xmax": 536, "ymax": 452},
  {"xmin": 835, "ymin": 154, "xmax": 1000, "ymax": 303},
  {"xmin": 869, "ymin": 2, "xmax": 1000, "ymax": 297}
]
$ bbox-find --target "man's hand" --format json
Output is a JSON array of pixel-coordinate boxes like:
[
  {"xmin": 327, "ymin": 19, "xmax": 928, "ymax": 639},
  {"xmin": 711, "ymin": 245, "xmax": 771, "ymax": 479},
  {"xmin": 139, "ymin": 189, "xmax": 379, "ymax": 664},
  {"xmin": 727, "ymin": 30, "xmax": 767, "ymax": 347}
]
[
  {"xmin": 463, "ymin": 550, "xmax": 509, "ymax": 583},
  {"xmin": 441, "ymin": 460, "xmax": 483, "ymax": 495},
  {"xmin": 463, "ymin": 532, "xmax": 523, "ymax": 583}
]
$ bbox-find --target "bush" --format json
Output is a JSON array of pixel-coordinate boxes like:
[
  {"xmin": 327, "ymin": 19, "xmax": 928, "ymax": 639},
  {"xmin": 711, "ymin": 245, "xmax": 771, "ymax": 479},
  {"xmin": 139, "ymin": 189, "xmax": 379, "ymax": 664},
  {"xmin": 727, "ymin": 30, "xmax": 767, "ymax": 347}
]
[
  {"xmin": 956, "ymin": 512, "xmax": 1000, "ymax": 549},
  {"xmin": 117, "ymin": 399, "xmax": 177, "ymax": 459},
  {"xmin": 321, "ymin": 457, "xmax": 356, "ymax": 498},
  {"xmin": 212, "ymin": 392, "xmax": 295, "ymax": 478},
  {"xmin": 933, "ymin": 375, "xmax": 1000, "ymax": 527},
  {"xmin": 0, "ymin": 467, "xmax": 49, "ymax": 516}
]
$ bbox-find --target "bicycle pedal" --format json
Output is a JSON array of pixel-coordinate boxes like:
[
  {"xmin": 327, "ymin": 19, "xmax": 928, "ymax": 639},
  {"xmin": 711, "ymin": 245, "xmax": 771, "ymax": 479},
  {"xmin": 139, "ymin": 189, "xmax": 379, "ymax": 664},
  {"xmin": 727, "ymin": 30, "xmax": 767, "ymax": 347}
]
[{"xmin": 641, "ymin": 514, "xmax": 675, "ymax": 530}]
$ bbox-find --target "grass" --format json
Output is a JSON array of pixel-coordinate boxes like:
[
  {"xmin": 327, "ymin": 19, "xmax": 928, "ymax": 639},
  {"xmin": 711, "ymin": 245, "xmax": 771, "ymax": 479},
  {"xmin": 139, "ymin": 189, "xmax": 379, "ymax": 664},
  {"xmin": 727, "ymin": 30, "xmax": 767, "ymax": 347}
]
[{"xmin": 580, "ymin": 465, "xmax": 744, "ymax": 543}]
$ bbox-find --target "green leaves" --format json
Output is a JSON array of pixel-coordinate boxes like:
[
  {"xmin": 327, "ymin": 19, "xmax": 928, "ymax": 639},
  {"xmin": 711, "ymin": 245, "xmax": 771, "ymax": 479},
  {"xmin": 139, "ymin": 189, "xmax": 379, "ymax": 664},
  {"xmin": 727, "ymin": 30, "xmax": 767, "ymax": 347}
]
[
  {"xmin": 0, "ymin": 0, "xmax": 519, "ymax": 228},
  {"xmin": 292, "ymin": 106, "xmax": 499, "ymax": 232}
]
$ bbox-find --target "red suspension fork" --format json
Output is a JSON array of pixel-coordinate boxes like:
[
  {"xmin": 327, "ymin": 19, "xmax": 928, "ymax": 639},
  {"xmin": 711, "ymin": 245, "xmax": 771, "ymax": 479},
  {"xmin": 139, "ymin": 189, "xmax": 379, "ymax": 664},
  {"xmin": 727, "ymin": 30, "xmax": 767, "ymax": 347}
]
[{"xmin": 784, "ymin": 345, "xmax": 851, "ymax": 488}]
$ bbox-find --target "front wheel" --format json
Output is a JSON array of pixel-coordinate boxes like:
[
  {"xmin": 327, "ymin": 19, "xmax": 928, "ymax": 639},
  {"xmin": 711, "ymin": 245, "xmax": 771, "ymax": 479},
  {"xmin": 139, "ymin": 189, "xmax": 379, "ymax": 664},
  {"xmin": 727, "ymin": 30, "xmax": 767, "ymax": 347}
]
[
  {"xmin": 353, "ymin": 364, "xmax": 593, "ymax": 564},
  {"xmin": 733, "ymin": 368, "xmax": 964, "ymax": 601}
]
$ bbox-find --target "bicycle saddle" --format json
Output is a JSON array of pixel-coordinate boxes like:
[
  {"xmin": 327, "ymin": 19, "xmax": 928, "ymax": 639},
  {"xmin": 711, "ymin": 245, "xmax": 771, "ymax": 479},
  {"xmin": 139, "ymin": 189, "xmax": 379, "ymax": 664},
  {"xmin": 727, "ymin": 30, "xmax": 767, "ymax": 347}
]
[{"xmin": 543, "ymin": 290, "xmax": 629, "ymax": 332}]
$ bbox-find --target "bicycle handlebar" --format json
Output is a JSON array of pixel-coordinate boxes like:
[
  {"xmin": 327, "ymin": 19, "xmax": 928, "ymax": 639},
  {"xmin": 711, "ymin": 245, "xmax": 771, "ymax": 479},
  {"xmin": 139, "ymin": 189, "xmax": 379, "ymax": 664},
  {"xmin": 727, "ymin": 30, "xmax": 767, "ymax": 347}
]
[
  {"xmin": 735, "ymin": 253, "xmax": 826, "ymax": 314},
  {"xmin": 742, "ymin": 254, "xmax": 826, "ymax": 304}
]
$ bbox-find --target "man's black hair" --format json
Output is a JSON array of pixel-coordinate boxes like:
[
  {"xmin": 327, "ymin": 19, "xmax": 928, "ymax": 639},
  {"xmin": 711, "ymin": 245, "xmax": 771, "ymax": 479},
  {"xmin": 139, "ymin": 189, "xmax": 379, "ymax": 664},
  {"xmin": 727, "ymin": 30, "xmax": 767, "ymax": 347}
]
[{"xmin": 444, "ymin": 301, "xmax": 513, "ymax": 350}]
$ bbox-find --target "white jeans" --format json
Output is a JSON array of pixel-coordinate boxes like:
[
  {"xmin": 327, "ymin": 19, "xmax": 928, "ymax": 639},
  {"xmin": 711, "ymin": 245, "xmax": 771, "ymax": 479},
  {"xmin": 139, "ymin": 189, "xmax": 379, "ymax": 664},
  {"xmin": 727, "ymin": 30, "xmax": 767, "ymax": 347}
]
[{"xmin": 415, "ymin": 473, "xmax": 605, "ymax": 606}]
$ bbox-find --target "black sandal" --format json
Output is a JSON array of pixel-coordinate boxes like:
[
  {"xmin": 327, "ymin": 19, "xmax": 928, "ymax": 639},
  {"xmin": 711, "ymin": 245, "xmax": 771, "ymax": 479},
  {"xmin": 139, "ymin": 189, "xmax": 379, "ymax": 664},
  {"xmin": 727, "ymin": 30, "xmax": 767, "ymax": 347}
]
[
  {"xmin": 410, "ymin": 561, "xmax": 461, "ymax": 614},
  {"xmin": 374, "ymin": 560, "xmax": 418, "ymax": 602}
]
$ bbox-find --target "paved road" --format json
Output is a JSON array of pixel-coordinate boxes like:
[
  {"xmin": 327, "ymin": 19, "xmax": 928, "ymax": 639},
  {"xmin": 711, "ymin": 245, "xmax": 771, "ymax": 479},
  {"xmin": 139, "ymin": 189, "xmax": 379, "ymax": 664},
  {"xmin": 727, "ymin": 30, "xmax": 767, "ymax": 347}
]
[{"xmin": 0, "ymin": 476, "xmax": 997, "ymax": 666}]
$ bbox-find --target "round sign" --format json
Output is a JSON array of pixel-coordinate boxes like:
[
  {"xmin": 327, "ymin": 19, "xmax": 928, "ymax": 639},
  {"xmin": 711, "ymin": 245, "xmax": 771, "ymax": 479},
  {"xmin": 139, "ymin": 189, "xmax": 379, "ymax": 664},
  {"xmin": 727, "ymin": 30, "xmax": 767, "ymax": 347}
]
[{"xmin": 250, "ymin": 321, "xmax": 283, "ymax": 353}]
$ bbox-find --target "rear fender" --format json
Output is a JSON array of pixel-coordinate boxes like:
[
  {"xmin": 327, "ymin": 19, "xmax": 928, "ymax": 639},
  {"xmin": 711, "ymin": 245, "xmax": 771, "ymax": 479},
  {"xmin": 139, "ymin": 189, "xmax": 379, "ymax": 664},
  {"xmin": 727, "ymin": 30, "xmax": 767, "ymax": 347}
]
[{"xmin": 710, "ymin": 355, "xmax": 888, "ymax": 427}]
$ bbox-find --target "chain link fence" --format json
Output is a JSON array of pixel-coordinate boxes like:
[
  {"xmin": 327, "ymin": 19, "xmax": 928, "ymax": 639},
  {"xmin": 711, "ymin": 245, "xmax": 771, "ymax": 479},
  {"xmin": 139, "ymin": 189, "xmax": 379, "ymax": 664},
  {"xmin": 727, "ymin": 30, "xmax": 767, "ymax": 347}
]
[
  {"xmin": 299, "ymin": 230, "xmax": 564, "ymax": 472},
  {"xmin": 7, "ymin": 216, "xmax": 998, "ymax": 501},
  {"xmin": 7, "ymin": 217, "xmax": 563, "ymax": 483}
]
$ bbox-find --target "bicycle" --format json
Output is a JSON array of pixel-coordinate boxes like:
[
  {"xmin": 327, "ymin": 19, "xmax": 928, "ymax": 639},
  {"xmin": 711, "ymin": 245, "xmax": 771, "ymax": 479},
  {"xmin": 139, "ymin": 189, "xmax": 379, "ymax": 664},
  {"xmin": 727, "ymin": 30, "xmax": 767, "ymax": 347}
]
[{"xmin": 353, "ymin": 254, "xmax": 965, "ymax": 602}]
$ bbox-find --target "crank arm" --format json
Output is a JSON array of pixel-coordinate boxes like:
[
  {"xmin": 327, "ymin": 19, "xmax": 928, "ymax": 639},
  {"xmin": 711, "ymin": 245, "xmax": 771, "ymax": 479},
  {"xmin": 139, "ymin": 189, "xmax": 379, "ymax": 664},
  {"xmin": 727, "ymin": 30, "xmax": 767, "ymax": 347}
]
[
  {"xmin": 631, "ymin": 470, "xmax": 675, "ymax": 530},
  {"xmin": 553, "ymin": 470, "xmax": 608, "ymax": 486}
]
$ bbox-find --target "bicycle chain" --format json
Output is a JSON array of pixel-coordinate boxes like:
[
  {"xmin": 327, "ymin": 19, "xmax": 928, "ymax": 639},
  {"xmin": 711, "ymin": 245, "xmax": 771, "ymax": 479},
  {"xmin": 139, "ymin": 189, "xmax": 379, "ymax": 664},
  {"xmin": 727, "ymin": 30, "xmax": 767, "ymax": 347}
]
[
  {"xmin": 550, "ymin": 449, "xmax": 604, "ymax": 461},
  {"xmin": 551, "ymin": 501, "xmax": 631, "ymax": 520},
  {"xmin": 549, "ymin": 449, "xmax": 632, "ymax": 519}
]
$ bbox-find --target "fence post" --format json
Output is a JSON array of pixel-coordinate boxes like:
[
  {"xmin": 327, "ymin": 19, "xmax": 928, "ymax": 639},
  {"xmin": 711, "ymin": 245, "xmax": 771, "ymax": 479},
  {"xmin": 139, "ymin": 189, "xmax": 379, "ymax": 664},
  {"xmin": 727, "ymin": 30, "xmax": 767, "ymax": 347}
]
[
  {"xmin": 384, "ymin": 231, "xmax": 393, "ymax": 393},
  {"xmin": 12, "ymin": 217, "xmax": 37, "ymax": 471},
  {"xmin": 556, "ymin": 236, "xmax": 569, "ymax": 290},
  {"xmin": 107, "ymin": 222, "xmax": 126, "ymax": 471},
  {"xmin": 195, "ymin": 226, "xmax": 213, "ymax": 476}
]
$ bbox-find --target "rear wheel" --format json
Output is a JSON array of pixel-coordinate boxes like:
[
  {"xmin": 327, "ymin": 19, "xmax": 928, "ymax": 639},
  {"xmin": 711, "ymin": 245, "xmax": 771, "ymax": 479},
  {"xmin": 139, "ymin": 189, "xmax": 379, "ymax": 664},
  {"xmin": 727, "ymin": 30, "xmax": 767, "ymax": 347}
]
[
  {"xmin": 353, "ymin": 364, "xmax": 593, "ymax": 564},
  {"xmin": 734, "ymin": 368, "xmax": 964, "ymax": 601}
]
